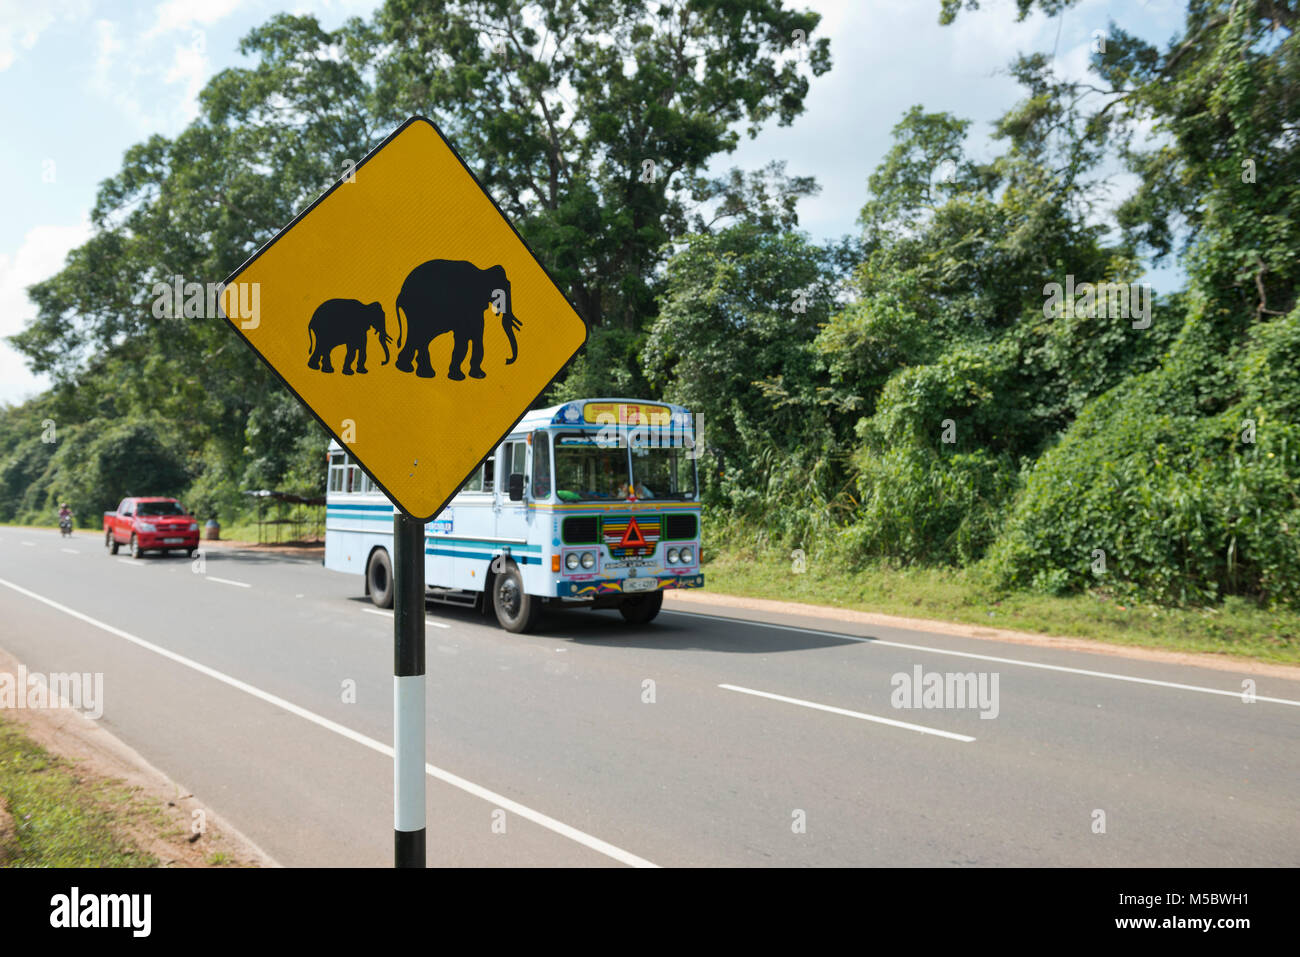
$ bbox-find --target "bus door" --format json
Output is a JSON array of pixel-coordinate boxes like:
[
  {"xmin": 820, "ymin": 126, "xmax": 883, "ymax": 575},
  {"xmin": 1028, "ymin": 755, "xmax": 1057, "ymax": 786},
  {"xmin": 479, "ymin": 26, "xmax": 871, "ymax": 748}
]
[{"xmin": 496, "ymin": 437, "xmax": 530, "ymax": 543}]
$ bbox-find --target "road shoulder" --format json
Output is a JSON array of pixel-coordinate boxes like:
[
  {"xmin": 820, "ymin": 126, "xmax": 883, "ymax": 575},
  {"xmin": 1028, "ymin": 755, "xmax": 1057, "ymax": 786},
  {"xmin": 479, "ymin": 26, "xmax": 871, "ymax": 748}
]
[{"xmin": 0, "ymin": 646, "xmax": 278, "ymax": 867}]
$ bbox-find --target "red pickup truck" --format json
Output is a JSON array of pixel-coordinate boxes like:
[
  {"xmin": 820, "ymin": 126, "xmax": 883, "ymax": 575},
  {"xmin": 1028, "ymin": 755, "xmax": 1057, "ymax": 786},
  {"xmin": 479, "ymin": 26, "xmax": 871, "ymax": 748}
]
[{"xmin": 104, "ymin": 497, "xmax": 200, "ymax": 558}]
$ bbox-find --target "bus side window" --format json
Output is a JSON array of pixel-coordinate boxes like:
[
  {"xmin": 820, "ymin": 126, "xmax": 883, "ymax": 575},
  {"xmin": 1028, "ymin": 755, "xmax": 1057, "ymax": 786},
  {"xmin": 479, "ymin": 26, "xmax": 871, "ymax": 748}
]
[
  {"xmin": 531, "ymin": 432, "xmax": 551, "ymax": 498},
  {"xmin": 461, "ymin": 456, "xmax": 490, "ymax": 493},
  {"xmin": 499, "ymin": 441, "xmax": 526, "ymax": 499}
]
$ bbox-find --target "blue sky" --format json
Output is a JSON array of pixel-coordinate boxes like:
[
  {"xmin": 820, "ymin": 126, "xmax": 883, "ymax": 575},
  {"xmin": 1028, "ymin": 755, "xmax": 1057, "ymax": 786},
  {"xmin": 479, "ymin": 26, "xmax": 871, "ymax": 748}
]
[{"xmin": 0, "ymin": 0, "xmax": 1189, "ymax": 405}]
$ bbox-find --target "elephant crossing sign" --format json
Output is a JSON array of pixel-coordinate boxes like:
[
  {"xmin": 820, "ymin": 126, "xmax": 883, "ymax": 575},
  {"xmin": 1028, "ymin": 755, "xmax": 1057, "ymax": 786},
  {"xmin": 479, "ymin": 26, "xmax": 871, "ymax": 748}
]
[{"xmin": 219, "ymin": 116, "xmax": 588, "ymax": 520}]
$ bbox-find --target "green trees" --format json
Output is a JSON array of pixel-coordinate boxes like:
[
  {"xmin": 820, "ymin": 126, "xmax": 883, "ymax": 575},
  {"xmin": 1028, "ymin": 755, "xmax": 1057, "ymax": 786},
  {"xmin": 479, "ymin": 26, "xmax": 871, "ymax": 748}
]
[
  {"xmin": 944, "ymin": 0, "xmax": 1300, "ymax": 605},
  {"xmin": 804, "ymin": 97, "xmax": 1171, "ymax": 566},
  {"xmin": 0, "ymin": 412, "xmax": 188, "ymax": 527},
  {"xmin": 3, "ymin": 0, "xmax": 831, "ymax": 526},
  {"xmin": 372, "ymin": 0, "xmax": 831, "ymax": 393},
  {"xmin": 1, "ymin": 0, "xmax": 1294, "ymax": 609},
  {"xmin": 645, "ymin": 225, "xmax": 857, "ymax": 541},
  {"xmin": 989, "ymin": 304, "xmax": 1300, "ymax": 606}
]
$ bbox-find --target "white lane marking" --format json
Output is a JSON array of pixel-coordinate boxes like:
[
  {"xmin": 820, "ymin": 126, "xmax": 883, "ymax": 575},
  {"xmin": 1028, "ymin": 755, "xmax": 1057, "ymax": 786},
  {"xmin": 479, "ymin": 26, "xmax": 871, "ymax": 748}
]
[
  {"xmin": 117, "ymin": 559, "xmax": 143, "ymax": 566},
  {"xmin": 719, "ymin": 683, "xmax": 975, "ymax": 742},
  {"xmin": 666, "ymin": 610, "xmax": 1300, "ymax": 708},
  {"xmin": 61, "ymin": 548, "xmax": 80, "ymax": 554},
  {"xmin": 0, "ymin": 576, "xmax": 655, "ymax": 868},
  {"xmin": 364, "ymin": 607, "xmax": 452, "ymax": 629},
  {"xmin": 207, "ymin": 575, "xmax": 251, "ymax": 588},
  {"xmin": 20, "ymin": 542, "xmax": 34, "ymax": 547}
]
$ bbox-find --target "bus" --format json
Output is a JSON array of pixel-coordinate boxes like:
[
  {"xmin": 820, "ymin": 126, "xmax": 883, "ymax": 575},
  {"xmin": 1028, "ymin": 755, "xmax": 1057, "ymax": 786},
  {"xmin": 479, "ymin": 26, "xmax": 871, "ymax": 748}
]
[{"xmin": 324, "ymin": 398, "xmax": 704, "ymax": 632}]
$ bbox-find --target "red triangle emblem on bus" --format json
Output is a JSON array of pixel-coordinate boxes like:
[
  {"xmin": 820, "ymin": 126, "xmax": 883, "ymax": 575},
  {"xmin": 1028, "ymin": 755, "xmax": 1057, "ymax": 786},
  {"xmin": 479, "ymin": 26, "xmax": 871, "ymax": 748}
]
[{"xmin": 619, "ymin": 517, "xmax": 649, "ymax": 549}]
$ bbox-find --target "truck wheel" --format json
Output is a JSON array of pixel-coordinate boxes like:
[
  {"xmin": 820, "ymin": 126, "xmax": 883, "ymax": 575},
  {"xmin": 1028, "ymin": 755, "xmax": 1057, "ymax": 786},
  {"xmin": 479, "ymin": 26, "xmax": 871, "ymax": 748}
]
[
  {"xmin": 367, "ymin": 548, "xmax": 394, "ymax": 609},
  {"xmin": 129, "ymin": 534, "xmax": 143, "ymax": 559},
  {"xmin": 492, "ymin": 563, "xmax": 540, "ymax": 634},
  {"xmin": 105, "ymin": 530, "xmax": 119, "ymax": 555},
  {"xmin": 619, "ymin": 591, "xmax": 663, "ymax": 625}
]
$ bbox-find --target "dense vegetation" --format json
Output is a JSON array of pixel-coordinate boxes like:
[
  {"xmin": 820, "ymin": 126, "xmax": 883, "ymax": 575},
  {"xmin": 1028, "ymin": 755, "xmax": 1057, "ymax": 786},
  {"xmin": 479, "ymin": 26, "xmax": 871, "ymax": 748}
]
[{"xmin": 2, "ymin": 1, "xmax": 1296, "ymax": 611}]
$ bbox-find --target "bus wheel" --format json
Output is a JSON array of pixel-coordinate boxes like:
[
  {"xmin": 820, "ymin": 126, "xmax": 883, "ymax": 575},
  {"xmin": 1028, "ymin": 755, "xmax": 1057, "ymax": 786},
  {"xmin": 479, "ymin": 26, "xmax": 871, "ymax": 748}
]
[
  {"xmin": 367, "ymin": 548, "xmax": 394, "ymax": 609},
  {"xmin": 619, "ymin": 591, "xmax": 663, "ymax": 625},
  {"xmin": 492, "ymin": 564, "xmax": 540, "ymax": 634}
]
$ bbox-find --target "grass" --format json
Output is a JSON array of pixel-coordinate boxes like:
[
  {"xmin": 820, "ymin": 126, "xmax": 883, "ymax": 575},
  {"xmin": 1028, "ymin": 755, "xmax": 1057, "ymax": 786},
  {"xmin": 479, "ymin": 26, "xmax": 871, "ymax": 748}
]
[
  {"xmin": 0, "ymin": 716, "xmax": 158, "ymax": 867},
  {"xmin": 701, "ymin": 540, "xmax": 1300, "ymax": 665},
  {"xmin": 209, "ymin": 521, "xmax": 322, "ymax": 546}
]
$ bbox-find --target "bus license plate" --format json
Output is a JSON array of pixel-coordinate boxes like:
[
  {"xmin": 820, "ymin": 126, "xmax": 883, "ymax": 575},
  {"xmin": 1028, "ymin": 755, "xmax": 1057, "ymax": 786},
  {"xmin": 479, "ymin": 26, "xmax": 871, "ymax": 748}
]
[
  {"xmin": 623, "ymin": 578, "xmax": 657, "ymax": 593},
  {"xmin": 164, "ymin": 537, "xmax": 184, "ymax": 544}
]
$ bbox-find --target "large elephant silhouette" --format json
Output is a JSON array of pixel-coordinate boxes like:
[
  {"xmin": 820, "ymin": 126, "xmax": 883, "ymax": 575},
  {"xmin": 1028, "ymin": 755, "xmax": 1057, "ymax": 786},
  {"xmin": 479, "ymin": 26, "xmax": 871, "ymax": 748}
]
[
  {"xmin": 307, "ymin": 299, "xmax": 391, "ymax": 375},
  {"xmin": 393, "ymin": 260, "xmax": 521, "ymax": 380}
]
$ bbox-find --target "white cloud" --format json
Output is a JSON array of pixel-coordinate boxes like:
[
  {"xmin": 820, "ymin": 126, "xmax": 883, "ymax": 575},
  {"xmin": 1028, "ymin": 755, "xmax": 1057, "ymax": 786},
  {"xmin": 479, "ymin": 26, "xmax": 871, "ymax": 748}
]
[
  {"xmin": 88, "ymin": 18, "xmax": 156, "ymax": 133},
  {"xmin": 0, "ymin": 219, "xmax": 93, "ymax": 405},
  {"xmin": 92, "ymin": 18, "xmax": 122, "ymax": 86},
  {"xmin": 164, "ymin": 40, "xmax": 210, "ymax": 124},
  {"xmin": 145, "ymin": 0, "xmax": 248, "ymax": 39},
  {"xmin": 0, "ymin": 0, "xmax": 90, "ymax": 71},
  {"xmin": 1051, "ymin": 40, "xmax": 1099, "ymax": 86},
  {"xmin": 713, "ymin": 0, "xmax": 1063, "ymax": 241}
]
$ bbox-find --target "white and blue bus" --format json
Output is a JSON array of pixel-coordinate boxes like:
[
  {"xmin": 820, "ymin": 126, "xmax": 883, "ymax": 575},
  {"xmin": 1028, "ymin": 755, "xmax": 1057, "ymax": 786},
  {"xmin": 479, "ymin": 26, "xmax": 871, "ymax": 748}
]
[{"xmin": 324, "ymin": 398, "xmax": 704, "ymax": 632}]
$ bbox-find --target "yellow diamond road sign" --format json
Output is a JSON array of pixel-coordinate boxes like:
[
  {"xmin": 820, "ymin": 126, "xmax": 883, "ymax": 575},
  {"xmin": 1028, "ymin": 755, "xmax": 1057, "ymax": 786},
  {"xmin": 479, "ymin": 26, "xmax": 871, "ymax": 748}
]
[{"xmin": 220, "ymin": 116, "xmax": 588, "ymax": 520}]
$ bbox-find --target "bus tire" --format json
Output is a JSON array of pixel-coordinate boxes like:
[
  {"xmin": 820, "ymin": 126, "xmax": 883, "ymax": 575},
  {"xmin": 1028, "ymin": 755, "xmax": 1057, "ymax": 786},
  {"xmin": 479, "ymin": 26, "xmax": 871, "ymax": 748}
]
[
  {"xmin": 492, "ymin": 563, "xmax": 540, "ymax": 634},
  {"xmin": 367, "ymin": 548, "xmax": 394, "ymax": 609},
  {"xmin": 618, "ymin": 590, "xmax": 663, "ymax": 625}
]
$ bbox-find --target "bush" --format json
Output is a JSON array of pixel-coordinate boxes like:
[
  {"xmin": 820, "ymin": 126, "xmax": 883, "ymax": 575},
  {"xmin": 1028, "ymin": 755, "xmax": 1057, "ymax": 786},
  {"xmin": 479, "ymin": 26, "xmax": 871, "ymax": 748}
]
[{"xmin": 987, "ymin": 305, "xmax": 1300, "ymax": 607}]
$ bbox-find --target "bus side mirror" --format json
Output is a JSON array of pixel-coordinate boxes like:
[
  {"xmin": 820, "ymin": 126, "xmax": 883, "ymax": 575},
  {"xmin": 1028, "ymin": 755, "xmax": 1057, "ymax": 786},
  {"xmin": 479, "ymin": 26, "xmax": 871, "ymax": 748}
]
[{"xmin": 508, "ymin": 473, "xmax": 525, "ymax": 502}]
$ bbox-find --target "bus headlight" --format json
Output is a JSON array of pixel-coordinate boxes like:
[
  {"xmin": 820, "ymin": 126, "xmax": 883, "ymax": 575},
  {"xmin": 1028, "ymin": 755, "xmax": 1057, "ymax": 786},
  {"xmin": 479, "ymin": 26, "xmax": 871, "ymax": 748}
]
[
  {"xmin": 580, "ymin": 552, "xmax": 596, "ymax": 569},
  {"xmin": 666, "ymin": 547, "xmax": 679, "ymax": 564},
  {"xmin": 679, "ymin": 547, "xmax": 694, "ymax": 565},
  {"xmin": 565, "ymin": 552, "xmax": 580, "ymax": 570}
]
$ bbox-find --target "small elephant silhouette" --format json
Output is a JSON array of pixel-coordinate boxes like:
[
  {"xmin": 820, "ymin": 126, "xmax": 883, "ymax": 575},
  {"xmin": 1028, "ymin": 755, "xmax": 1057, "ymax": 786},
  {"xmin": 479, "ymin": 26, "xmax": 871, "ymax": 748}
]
[
  {"xmin": 307, "ymin": 299, "xmax": 391, "ymax": 375},
  {"xmin": 393, "ymin": 260, "xmax": 521, "ymax": 380}
]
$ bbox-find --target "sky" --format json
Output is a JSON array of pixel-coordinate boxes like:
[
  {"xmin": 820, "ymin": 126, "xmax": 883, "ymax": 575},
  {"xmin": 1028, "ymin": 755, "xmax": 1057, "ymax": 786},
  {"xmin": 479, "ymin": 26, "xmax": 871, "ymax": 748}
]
[{"xmin": 0, "ymin": 0, "xmax": 1190, "ymax": 406}]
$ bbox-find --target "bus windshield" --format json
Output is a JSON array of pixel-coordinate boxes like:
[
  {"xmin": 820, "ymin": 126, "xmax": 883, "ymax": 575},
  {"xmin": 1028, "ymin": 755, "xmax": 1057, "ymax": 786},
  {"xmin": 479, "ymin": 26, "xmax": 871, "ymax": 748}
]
[
  {"xmin": 554, "ymin": 435, "xmax": 629, "ymax": 501},
  {"xmin": 551, "ymin": 433, "xmax": 698, "ymax": 501},
  {"xmin": 630, "ymin": 444, "xmax": 697, "ymax": 500}
]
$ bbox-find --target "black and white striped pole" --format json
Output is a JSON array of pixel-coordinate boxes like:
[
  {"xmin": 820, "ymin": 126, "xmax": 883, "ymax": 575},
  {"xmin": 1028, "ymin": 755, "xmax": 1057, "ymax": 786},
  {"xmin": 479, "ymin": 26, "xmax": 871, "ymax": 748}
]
[{"xmin": 393, "ymin": 513, "xmax": 426, "ymax": 867}]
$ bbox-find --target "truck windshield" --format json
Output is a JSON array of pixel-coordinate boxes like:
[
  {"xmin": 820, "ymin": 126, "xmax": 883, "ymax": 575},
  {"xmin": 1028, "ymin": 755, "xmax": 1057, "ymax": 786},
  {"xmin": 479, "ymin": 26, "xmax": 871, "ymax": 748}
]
[
  {"xmin": 137, "ymin": 501, "xmax": 186, "ymax": 516},
  {"xmin": 553, "ymin": 435, "xmax": 629, "ymax": 501}
]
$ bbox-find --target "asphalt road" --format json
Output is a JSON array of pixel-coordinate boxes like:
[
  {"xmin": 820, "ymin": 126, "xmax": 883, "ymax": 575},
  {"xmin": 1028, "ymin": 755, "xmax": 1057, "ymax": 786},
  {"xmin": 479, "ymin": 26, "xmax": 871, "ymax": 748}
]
[{"xmin": 1, "ymin": 527, "xmax": 1297, "ymax": 867}]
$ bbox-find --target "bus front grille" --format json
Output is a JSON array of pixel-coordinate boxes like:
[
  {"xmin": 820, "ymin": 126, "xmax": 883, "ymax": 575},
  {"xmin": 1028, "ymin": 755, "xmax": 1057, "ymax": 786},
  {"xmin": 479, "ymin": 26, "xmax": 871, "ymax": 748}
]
[
  {"xmin": 562, "ymin": 516, "xmax": 599, "ymax": 544},
  {"xmin": 664, "ymin": 514, "xmax": 697, "ymax": 540}
]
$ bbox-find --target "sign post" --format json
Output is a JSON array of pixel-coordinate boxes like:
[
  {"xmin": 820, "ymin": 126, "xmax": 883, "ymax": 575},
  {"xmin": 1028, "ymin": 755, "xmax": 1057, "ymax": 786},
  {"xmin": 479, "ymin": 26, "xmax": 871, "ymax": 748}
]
[
  {"xmin": 218, "ymin": 116, "xmax": 588, "ymax": 867},
  {"xmin": 392, "ymin": 514, "xmax": 426, "ymax": 866}
]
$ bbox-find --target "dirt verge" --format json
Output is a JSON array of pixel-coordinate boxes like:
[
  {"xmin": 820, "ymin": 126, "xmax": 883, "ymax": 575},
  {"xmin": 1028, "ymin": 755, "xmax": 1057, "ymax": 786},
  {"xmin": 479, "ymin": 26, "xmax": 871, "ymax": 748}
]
[
  {"xmin": 199, "ymin": 538, "xmax": 324, "ymax": 558},
  {"xmin": 0, "ymin": 646, "xmax": 277, "ymax": 867}
]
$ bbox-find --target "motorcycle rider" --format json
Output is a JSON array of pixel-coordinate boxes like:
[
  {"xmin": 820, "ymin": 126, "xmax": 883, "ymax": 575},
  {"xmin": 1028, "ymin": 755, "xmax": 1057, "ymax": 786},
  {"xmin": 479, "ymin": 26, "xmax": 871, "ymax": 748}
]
[{"xmin": 58, "ymin": 502, "xmax": 73, "ymax": 534}]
